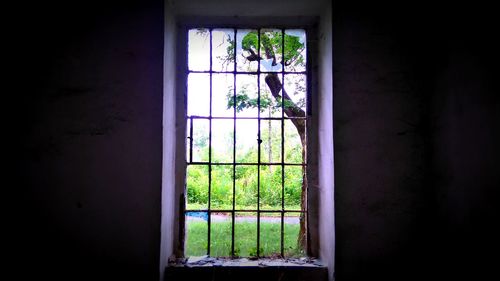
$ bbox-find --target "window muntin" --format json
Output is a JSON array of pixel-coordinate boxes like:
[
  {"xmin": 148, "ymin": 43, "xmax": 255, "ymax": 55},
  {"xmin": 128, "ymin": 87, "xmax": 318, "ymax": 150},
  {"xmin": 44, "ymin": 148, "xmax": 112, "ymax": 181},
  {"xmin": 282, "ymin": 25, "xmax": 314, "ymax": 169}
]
[{"xmin": 184, "ymin": 28, "xmax": 308, "ymax": 258}]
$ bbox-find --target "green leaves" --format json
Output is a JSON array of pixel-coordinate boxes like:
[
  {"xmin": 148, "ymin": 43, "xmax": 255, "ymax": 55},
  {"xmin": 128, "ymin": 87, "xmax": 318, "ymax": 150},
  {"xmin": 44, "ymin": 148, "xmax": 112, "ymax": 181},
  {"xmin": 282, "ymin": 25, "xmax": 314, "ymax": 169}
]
[
  {"xmin": 241, "ymin": 32, "xmax": 258, "ymax": 51},
  {"xmin": 283, "ymin": 34, "xmax": 304, "ymax": 67},
  {"xmin": 223, "ymin": 30, "xmax": 305, "ymax": 69},
  {"xmin": 226, "ymin": 92, "xmax": 276, "ymax": 113},
  {"xmin": 241, "ymin": 30, "xmax": 305, "ymax": 68}
]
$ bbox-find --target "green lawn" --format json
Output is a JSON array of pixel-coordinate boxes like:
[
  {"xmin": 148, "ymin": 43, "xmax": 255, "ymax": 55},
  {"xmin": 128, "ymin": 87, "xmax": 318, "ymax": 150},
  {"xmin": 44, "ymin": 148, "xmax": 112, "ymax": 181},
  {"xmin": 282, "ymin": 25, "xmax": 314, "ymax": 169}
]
[{"xmin": 185, "ymin": 219, "xmax": 303, "ymax": 257}]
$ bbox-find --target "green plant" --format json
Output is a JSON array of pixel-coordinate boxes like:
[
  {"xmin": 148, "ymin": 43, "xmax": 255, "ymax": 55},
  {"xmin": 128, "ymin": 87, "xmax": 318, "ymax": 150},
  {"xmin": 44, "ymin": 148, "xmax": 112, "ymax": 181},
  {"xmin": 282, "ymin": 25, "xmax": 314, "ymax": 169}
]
[{"xmin": 185, "ymin": 220, "xmax": 302, "ymax": 257}]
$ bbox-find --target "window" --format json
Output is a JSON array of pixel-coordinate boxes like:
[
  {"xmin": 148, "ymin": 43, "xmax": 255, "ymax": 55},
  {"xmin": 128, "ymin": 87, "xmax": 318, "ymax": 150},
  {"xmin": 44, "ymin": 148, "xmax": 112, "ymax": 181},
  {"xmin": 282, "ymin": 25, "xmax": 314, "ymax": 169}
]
[
  {"xmin": 162, "ymin": 4, "xmax": 334, "ymax": 280},
  {"xmin": 182, "ymin": 27, "xmax": 311, "ymax": 258}
]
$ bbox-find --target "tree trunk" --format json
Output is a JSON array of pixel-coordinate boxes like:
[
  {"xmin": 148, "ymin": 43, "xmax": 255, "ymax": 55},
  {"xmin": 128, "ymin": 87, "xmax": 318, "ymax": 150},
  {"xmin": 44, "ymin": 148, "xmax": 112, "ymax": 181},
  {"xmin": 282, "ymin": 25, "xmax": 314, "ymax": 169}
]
[{"xmin": 264, "ymin": 73, "xmax": 307, "ymax": 252}]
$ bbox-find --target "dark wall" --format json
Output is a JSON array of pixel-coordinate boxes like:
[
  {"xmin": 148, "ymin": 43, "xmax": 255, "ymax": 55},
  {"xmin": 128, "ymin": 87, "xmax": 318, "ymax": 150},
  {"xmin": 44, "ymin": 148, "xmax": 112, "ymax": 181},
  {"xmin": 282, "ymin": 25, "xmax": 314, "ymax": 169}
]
[
  {"xmin": 10, "ymin": 1, "xmax": 164, "ymax": 280},
  {"xmin": 430, "ymin": 5, "xmax": 500, "ymax": 281},
  {"xmin": 333, "ymin": 5, "xmax": 431, "ymax": 281},
  {"xmin": 333, "ymin": 1, "xmax": 499, "ymax": 281}
]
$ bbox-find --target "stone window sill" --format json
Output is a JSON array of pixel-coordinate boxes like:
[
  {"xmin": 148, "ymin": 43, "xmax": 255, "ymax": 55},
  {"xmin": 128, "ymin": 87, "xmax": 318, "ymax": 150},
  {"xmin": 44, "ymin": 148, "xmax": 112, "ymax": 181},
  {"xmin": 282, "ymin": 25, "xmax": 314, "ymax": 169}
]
[{"xmin": 165, "ymin": 257, "xmax": 328, "ymax": 281}]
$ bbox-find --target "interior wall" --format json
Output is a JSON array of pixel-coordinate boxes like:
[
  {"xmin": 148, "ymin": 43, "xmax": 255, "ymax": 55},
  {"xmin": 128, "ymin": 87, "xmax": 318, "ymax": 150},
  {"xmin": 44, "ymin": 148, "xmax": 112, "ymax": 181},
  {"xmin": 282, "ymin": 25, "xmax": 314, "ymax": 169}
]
[
  {"xmin": 430, "ymin": 8, "xmax": 500, "ymax": 280},
  {"xmin": 332, "ymin": 3, "xmax": 433, "ymax": 280},
  {"xmin": 12, "ymin": 1, "xmax": 164, "ymax": 280},
  {"xmin": 333, "ymin": 1, "xmax": 500, "ymax": 281},
  {"xmin": 431, "ymin": 47, "xmax": 500, "ymax": 281}
]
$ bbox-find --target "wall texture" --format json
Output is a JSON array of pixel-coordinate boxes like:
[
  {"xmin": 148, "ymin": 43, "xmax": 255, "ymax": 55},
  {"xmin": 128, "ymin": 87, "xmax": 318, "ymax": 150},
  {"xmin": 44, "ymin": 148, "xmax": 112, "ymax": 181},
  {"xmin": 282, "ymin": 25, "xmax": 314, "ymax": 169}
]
[
  {"xmin": 430, "ymin": 9, "xmax": 500, "ymax": 280},
  {"xmin": 333, "ymin": 8, "xmax": 432, "ymax": 281},
  {"xmin": 333, "ymin": 1, "xmax": 499, "ymax": 281},
  {"xmin": 160, "ymin": 0, "xmax": 178, "ymax": 276},
  {"xmin": 317, "ymin": 2, "xmax": 335, "ymax": 280},
  {"xmin": 12, "ymin": 1, "xmax": 164, "ymax": 280}
]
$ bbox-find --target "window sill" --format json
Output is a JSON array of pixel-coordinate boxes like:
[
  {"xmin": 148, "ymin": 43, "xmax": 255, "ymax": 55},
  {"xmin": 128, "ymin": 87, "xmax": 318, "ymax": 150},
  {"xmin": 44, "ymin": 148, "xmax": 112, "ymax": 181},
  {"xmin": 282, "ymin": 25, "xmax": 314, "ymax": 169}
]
[{"xmin": 165, "ymin": 257, "xmax": 328, "ymax": 281}]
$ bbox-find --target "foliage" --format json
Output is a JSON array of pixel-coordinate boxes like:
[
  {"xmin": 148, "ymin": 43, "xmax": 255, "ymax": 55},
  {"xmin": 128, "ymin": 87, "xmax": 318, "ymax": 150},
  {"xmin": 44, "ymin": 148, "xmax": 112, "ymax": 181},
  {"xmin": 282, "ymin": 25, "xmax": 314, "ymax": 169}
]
[
  {"xmin": 186, "ymin": 122, "xmax": 303, "ymax": 210},
  {"xmin": 226, "ymin": 91, "xmax": 275, "ymax": 113},
  {"xmin": 185, "ymin": 220, "xmax": 303, "ymax": 257}
]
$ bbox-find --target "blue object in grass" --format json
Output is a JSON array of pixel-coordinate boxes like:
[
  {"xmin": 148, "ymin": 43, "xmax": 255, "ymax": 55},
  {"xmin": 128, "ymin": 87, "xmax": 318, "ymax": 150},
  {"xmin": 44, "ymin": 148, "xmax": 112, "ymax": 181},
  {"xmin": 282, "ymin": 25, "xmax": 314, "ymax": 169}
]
[{"xmin": 187, "ymin": 211, "xmax": 208, "ymax": 221}]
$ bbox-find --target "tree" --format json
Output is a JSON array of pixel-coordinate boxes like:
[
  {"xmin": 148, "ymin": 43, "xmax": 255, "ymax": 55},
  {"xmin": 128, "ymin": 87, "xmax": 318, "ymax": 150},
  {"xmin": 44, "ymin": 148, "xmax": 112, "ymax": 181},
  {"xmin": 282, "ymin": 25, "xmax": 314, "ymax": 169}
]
[{"xmin": 223, "ymin": 30, "xmax": 308, "ymax": 252}]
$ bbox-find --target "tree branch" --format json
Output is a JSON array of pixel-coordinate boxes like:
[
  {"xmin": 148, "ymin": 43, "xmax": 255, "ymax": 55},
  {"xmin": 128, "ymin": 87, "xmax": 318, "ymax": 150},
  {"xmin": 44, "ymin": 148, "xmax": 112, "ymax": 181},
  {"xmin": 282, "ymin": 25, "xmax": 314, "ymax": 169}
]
[{"xmin": 244, "ymin": 48, "xmax": 262, "ymax": 62}]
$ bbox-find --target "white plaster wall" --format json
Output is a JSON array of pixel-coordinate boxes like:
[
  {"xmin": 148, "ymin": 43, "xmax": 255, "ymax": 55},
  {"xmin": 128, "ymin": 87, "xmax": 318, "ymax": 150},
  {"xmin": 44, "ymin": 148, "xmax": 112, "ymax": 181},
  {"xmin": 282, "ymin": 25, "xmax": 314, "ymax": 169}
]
[
  {"xmin": 317, "ymin": 1, "xmax": 335, "ymax": 280},
  {"xmin": 160, "ymin": 1, "xmax": 177, "ymax": 279}
]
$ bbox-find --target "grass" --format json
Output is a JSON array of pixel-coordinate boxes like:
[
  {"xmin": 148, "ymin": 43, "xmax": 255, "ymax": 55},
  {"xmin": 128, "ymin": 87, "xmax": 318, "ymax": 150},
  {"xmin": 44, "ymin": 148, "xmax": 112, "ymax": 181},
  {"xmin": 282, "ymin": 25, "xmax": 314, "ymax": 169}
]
[{"xmin": 185, "ymin": 219, "xmax": 303, "ymax": 257}]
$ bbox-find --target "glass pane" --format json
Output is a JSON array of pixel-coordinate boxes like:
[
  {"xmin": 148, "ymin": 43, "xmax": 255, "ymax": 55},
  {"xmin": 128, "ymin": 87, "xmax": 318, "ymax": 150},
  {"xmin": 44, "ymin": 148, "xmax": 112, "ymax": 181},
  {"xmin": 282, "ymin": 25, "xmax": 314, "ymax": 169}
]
[
  {"xmin": 186, "ymin": 165, "xmax": 209, "ymax": 210},
  {"xmin": 188, "ymin": 29, "xmax": 210, "ymax": 71},
  {"xmin": 187, "ymin": 73, "xmax": 210, "ymax": 117},
  {"xmin": 185, "ymin": 211, "xmax": 208, "ymax": 256},
  {"xmin": 212, "ymin": 74, "xmax": 234, "ymax": 117},
  {"xmin": 191, "ymin": 119, "xmax": 209, "ymax": 162},
  {"xmin": 284, "ymin": 213, "xmax": 303, "ymax": 257},
  {"xmin": 235, "ymin": 119, "xmax": 258, "ymax": 163},
  {"xmin": 212, "ymin": 29, "xmax": 235, "ymax": 72},
  {"xmin": 211, "ymin": 165, "xmax": 233, "ymax": 209},
  {"xmin": 234, "ymin": 212, "xmax": 258, "ymax": 257},
  {"xmin": 260, "ymin": 29, "xmax": 283, "ymax": 72},
  {"xmin": 235, "ymin": 74, "xmax": 258, "ymax": 117},
  {"xmin": 284, "ymin": 29, "xmax": 307, "ymax": 72},
  {"xmin": 235, "ymin": 166, "xmax": 258, "ymax": 210},
  {"xmin": 284, "ymin": 74, "xmax": 307, "ymax": 114},
  {"xmin": 260, "ymin": 212, "xmax": 281, "ymax": 257},
  {"xmin": 260, "ymin": 73, "xmax": 282, "ymax": 117},
  {"xmin": 284, "ymin": 166, "xmax": 302, "ymax": 210},
  {"xmin": 260, "ymin": 120, "xmax": 282, "ymax": 164},
  {"xmin": 212, "ymin": 119, "xmax": 234, "ymax": 163},
  {"xmin": 236, "ymin": 29, "xmax": 258, "ymax": 72},
  {"xmin": 210, "ymin": 212, "xmax": 232, "ymax": 257},
  {"xmin": 260, "ymin": 165, "xmax": 282, "ymax": 210},
  {"xmin": 284, "ymin": 119, "xmax": 303, "ymax": 163}
]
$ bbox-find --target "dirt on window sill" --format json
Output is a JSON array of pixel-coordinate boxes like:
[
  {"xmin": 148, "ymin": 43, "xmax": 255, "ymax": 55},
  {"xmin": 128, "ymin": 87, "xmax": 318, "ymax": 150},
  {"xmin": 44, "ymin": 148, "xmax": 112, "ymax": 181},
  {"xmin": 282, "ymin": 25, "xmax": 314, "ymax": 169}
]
[{"xmin": 168, "ymin": 255, "xmax": 325, "ymax": 268}]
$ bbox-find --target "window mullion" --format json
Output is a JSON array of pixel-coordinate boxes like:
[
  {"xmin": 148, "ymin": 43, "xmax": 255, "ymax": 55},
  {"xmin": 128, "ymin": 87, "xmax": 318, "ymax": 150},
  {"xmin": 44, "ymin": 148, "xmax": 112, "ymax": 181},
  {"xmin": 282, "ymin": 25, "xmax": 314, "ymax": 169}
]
[
  {"xmin": 256, "ymin": 28, "xmax": 261, "ymax": 258},
  {"xmin": 231, "ymin": 28, "xmax": 237, "ymax": 258},
  {"xmin": 207, "ymin": 28, "xmax": 213, "ymax": 256},
  {"xmin": 280, "ymin": 28, "xmax": 286, "ymax": 257}
]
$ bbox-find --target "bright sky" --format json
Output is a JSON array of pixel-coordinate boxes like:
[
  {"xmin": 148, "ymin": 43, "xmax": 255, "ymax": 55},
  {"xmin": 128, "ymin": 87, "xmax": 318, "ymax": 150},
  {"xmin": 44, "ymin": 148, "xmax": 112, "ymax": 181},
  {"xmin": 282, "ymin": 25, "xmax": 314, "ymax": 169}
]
[{"xmin": 187, "ymin": 29, "xmax": 306, "ymax": 153}]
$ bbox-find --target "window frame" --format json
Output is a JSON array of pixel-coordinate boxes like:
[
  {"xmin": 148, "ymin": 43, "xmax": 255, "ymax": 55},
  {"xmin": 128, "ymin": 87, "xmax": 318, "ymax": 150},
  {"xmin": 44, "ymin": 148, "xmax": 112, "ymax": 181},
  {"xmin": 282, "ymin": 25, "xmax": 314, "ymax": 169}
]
[{"xmin": 174, "ymin": 17, "xmax": 320, "ymax": 259}]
